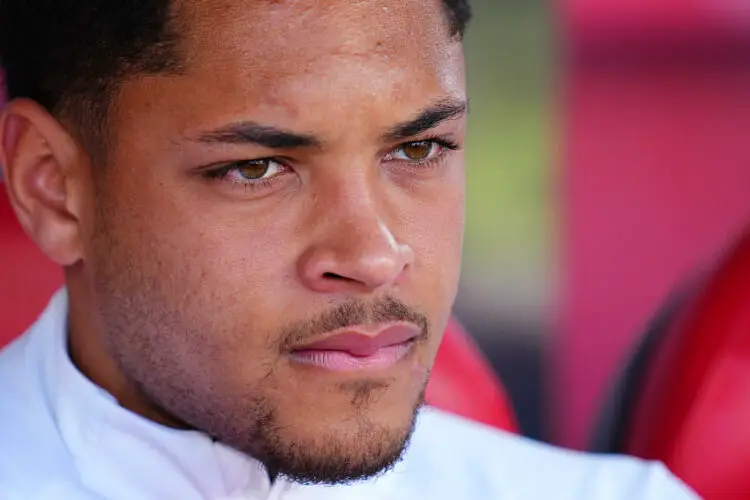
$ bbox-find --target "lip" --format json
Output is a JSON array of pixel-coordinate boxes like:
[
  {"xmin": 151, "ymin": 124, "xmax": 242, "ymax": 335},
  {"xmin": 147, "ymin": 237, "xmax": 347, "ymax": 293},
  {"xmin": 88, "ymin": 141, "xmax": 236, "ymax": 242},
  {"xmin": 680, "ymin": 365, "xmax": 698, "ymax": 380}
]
[
  {"xmin": 291, "ymin": 323, "xmax": 421, "ymax": 356},
  {"xmin": 288, "ymin": 323, "xmax": 421, "ymax": 372}
]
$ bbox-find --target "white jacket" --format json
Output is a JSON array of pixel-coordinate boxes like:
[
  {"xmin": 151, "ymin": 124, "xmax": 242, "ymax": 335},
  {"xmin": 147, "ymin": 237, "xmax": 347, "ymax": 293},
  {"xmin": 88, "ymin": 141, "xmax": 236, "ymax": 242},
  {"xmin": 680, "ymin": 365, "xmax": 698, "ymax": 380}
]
[{"xmin": 0, "ymin": 291, "xmax": 698, "ymax": 499}]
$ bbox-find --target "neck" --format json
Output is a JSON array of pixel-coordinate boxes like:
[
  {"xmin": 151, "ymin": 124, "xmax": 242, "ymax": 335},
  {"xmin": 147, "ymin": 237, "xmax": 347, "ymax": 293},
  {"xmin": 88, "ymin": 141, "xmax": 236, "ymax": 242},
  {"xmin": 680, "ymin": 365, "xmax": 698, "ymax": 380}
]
[{"xmin": 64, "ymin": 274, "xmax": 190, "ymax": 431}]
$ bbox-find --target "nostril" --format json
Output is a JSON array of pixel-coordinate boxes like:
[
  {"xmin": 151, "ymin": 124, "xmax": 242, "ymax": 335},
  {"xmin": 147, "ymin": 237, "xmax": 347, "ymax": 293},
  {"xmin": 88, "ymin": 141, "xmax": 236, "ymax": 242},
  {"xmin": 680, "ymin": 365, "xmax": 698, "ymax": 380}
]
[{"xmin": 323, "ymin": 272, "xmax": 347, "ymax": 281}]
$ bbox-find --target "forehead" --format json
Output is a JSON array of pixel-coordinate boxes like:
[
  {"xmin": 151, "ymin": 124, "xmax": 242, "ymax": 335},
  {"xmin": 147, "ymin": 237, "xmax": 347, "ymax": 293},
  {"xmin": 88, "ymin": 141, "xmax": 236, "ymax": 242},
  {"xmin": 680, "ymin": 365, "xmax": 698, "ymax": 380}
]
[
  {"xmin": 114, "ymin": 0, "xmax": 464, "ymax": 142},
  {"xmin": 180, "ymin": 0, "xmax": 451, "ymax": 65}
]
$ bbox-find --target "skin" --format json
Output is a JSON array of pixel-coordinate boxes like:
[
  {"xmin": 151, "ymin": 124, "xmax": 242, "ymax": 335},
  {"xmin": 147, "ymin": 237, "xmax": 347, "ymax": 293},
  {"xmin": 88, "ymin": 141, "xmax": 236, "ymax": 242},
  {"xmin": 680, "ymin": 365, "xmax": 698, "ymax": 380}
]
[{"xmin": 0, "ymin": 0, "xmax": 467, "ymax": 484}]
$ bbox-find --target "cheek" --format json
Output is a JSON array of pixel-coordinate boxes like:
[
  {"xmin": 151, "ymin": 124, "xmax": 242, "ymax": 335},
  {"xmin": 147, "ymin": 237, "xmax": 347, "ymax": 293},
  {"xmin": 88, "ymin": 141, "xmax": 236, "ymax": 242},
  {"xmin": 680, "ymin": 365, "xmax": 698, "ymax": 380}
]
[
  {"xmin": 411, "ymin": 178, "xmax": 466, "ymax": 299},
  {"xmin": 91, "ymin": 208, "xmax": 292, "ymax": 400},
  {"xmin": 107, "ymin": 168, "xmax": 292, "ymax": 288},
  {"xmin": 392, "ymin": 182, "xmax": 464, "ymax": 364},
  {"xmin": 93, "ymin": 177, "xmax": 297, "ymax": 352},
  {"xmin": 141, "ymin": 216, "xmax": 295, "ymax": 333}
]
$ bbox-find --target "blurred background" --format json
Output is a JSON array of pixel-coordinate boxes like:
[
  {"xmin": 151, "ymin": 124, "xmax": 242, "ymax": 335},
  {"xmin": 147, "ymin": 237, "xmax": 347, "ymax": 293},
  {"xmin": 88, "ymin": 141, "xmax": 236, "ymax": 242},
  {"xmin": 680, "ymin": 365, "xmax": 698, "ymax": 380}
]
[
  {"xmin": 458, "ymin": 0, "xmax": 750, "ymax": 448},
  {"xmin": 456, "ymin": 0, "xmax": 552, "ymax": 441}
]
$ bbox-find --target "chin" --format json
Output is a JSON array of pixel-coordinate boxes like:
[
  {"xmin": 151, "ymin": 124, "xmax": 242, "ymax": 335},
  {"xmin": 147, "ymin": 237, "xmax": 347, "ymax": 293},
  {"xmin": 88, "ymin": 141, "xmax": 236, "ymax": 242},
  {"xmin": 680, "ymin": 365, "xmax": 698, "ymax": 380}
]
[
  {"xmin": 272, "ymin": 405, "xmax": 421, "ymax": 485},
  {"xmin": 251, "ymin": 385, "xmax": 425, "ymax": 485}
]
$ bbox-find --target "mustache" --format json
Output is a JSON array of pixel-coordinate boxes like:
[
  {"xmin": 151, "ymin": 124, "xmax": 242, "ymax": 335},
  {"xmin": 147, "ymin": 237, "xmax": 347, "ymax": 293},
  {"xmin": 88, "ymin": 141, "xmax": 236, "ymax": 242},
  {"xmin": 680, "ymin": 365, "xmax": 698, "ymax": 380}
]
[{"xmin": 278, "ymin": 296, "xmax": 430, "ymax": 351}]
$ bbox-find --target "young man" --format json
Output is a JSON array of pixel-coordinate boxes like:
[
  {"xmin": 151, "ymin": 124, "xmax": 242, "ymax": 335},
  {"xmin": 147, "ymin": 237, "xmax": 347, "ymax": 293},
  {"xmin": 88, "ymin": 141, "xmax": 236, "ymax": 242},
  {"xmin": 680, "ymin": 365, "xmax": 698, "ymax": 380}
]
[{"xmin": 0, "ymin": 1, "xmax": 696, "ymax": 498}]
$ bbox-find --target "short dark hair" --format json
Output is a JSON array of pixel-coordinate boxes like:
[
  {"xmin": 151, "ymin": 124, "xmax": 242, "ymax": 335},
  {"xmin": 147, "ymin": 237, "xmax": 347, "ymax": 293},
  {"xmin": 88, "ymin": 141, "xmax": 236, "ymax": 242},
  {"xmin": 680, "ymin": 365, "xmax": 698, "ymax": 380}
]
[{"xmin": 0, "ymin": 0, "xmax": 471, "ymax": 150}]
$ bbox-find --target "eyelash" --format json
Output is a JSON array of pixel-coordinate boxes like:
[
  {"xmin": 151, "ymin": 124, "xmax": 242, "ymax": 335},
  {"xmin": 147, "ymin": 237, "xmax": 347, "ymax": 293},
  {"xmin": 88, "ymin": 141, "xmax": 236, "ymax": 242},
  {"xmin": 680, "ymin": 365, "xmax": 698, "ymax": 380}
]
[
  {"xmin": 203, "ymin": 159, "xmax": 290, "ymax": 191},
  {"xmin": 202, "ymin": 136, "xmax": 461, "ymax": 190},
  {"xmin": 387, "ymin": 137, "xmax": 461, "ymax": 169}
]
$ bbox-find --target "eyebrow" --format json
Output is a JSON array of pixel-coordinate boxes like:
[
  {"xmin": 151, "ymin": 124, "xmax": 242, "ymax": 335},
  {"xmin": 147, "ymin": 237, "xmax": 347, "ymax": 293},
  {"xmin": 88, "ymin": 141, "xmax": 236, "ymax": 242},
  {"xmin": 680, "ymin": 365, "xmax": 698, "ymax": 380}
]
[
  {"xmin": 192, "ymin": 123, "xmax": 322, "ymax": 149},
  {"xmin": 189, "ymin": 97, "xmax": 467, "ymax": 150},
  {"xmin": 383, "ymin": 98, "xmax": 468, "ymax": 141}
]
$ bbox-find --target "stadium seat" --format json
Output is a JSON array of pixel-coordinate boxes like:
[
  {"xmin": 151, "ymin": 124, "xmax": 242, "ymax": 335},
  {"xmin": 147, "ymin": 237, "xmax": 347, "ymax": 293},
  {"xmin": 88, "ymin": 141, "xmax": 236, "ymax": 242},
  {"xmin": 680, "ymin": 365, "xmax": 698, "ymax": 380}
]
[
  {"xmin": 426, "ymin": 316, "xmax": 518, "ymax": 431},
  {"xmin": 0, "ymin": 185, "xmax": 64, "ymax": 345},
  {"xmin": 594, "ymin": 226, "xmax": 750, "ymax": 498},
  {"xmin": 0, "ymin": 185, "xmax": 518, "ymax": 432}
]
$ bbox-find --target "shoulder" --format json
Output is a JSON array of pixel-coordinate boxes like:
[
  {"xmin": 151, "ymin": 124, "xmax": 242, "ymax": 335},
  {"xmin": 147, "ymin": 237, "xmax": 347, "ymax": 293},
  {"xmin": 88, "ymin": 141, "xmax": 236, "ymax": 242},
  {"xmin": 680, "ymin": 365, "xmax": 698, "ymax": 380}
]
[
  {"xmin": 0, "ymin": 333, "xmax": 94, "ymax": 499},
  {"xmin": 394, "ymin": 408, "xmax": 698, "ymax": 500}
]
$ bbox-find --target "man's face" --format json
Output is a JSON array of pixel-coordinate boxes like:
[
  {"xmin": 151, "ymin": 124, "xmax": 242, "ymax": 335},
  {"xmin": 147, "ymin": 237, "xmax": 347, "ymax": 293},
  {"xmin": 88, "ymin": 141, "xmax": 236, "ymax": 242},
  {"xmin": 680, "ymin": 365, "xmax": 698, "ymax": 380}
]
[{"xmin": 86, "ymin": 0, "xmax": 466, "ymax": 483}]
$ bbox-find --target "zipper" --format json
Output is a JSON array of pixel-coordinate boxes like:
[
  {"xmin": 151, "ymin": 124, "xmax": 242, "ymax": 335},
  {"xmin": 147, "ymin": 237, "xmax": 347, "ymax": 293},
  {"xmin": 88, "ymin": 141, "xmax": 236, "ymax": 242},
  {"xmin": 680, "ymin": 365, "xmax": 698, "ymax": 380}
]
[{"xmin": 264, "ymin": 478, "xmax": 291, "ymax": 500}]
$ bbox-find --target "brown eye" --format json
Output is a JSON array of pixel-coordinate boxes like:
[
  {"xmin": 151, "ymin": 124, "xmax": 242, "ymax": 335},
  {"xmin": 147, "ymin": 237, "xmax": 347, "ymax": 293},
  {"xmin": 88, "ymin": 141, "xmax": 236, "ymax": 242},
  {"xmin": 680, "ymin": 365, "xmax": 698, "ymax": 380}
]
[
  {"xmin": 400, "ymin": 141, "xmax": 435, "ymax": 161},
  {"xmin": 206, "ymin": 158, "xmax": 289, "ymax": 186},
  {"xmin": 236, "ymin": 160, "xmax": 270, "ymax": 180}
]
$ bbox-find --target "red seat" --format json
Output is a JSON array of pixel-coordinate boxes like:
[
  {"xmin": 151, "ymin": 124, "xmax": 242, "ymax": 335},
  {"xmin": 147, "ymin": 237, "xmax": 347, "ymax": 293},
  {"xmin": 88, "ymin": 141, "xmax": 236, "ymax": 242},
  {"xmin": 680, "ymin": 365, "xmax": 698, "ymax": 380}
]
[
  {"xmin": 0, "ymin": 186, "xmax": 517, "ymax": 432},
  {"xmin": 596, "ymin": 226, "xmax": 750, "ymax": 498},
  {"xmin": 0, "ymin": 187, "xmax": 63, "ymax": 345},
  {"xmin": 425, "ymin": 317, "xmax": 518, "ymax": 431}
]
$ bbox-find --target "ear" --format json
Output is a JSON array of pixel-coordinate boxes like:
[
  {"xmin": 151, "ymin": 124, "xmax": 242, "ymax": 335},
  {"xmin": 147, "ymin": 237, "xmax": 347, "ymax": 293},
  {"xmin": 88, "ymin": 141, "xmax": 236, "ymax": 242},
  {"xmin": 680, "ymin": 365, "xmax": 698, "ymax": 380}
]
[{"xmin": 0, "ymin": 99, "xmax": 90, "ymax": 266}]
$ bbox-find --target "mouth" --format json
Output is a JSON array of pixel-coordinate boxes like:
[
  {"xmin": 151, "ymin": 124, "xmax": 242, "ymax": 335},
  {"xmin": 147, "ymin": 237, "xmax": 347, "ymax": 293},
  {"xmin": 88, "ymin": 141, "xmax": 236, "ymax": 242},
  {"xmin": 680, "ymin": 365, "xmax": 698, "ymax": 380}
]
[{"xmin": 287, "ymin": 323, "xmax": 422, "ymax": 372}]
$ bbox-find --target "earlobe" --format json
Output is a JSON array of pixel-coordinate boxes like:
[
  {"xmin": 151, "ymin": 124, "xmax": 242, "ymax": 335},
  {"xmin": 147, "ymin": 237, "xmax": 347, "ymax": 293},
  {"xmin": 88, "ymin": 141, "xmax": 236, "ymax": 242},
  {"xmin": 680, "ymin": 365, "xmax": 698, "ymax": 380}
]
[{"xmin": 0, "ymin": 99, "xmax": 87, "ymax": 267}]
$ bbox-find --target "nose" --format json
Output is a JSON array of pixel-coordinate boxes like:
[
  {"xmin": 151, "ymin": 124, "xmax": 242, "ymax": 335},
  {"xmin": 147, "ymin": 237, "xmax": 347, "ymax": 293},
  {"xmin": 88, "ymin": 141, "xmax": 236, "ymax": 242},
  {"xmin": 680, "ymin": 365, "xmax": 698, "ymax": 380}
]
[{"xmin": 298, "ymin": 210, "xmax": 415, "ymax": 295}]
